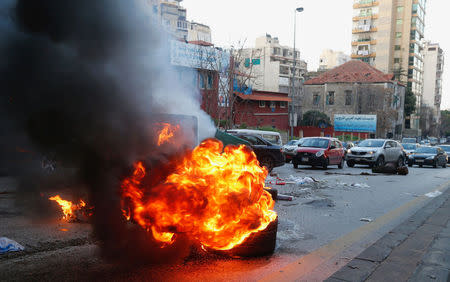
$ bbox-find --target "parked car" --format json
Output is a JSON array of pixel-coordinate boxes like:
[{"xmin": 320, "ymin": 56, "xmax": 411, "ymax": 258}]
[
  {"xmin": 401, "ymin": 143, "xmax": 420, "ymax": 161},
  {"xmin": 226, "ymin": 129, "xmax": 283, "ymax": 146},
  {"xmin": 346, "ymin": 139, "xmax": 404, "ymax": 168},
  {"xmin": 438, "ymin": 145, "xmax": 450, "ymax": 163},
  {"xmin": 229, "ymin": 133, "xmax": 285, "ymax": 172},
  {"xmin": 408, "ymin": 146, "xmax": 448, "ymax": 168},
  {"xmin": 292, "ymin": 137, "xmax": 345, "ymax": 169},
  {"xmin": 282, "ymin": 138, "xmax": 304, "ymax": 163},
  {"xmin": 402, "ymin": 137, "xmax": 417, "ymax": 144}
]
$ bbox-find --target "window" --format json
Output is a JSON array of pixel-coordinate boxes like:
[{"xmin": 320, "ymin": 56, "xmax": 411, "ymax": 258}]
[
  {"xmin": 394, "ymin": 58, "xmax": 401, "ymax": 63},
  {"xmin": 395, "ymin": 45, "xmax": 401, "ymax": 51},
  {"xmin": 199, "ymin": 73, "xmax": 205, "ymax": 89},
  {"xmin": 269, "ymin": 101, "xmax": 276, "ymax": 108},
  {"xmin": 369, "ymin": 94, "xmax": 375, "ymax": 108},
  {"xmin": 252, "ymin": 58, "xmax": 261, "ymax": 65},
  {"xmin": 326, "ymin": 91, "xmax": 335, "ymax": 105},
  {"xmin": 396, "ymin": 32, "xmax": 402, "ymax": 38},
  {"xmin": 313, "ymin": 93, "xmax": 320, "ymax": 105},
  {"xmin": 207, "ymin": 73, "xmax": 213, "ymax": 89},
  {"xmin": 244, "ymin": 58, "xmax": 250, "ymax": 68},
  {"xmin": 280, "ymin": 101, "xmax": 287, "ymax": 108},
  {"xmin": 259, "ymin": 101, "xmax": 266, "ymax": 108},
  {"xmin": 396, "ymin": 19, "xmax": 403, "ymax": 25},
  {"xmin": 345, "ymin": 90, "xmax": 352, "ymax": 105},
  {"xmin": 397, "ymin": 6, "xmax": 404, "ymax": 13}
]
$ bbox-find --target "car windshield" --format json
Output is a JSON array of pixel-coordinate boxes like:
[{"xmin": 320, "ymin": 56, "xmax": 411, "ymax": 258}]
[
  {"xmin": 300, "ymin": 138, "xmax": 329, "ymax": 149},
  {"xmin": 402, "ymin": 144, "xmax": 417, "ymax": 150},
  {"xmin": 439, "ymin": 145, "xmax": 450, "ymax": 152},
  {"xmin": 286, "ymin": 140, "xmax": 298, "ymax": 145},
  {"xmin": 416, "ymin": 147, "xmax": 437, "ymax": 154},
  {"xmin": 358, "ymin": 140, "xmax": 385, "ymax": 148}
]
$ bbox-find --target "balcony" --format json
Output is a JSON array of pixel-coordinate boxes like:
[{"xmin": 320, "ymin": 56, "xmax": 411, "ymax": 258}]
[
  {"xmin": 352, "ymin": 26, "xmax": 378, "ymax": 33},
  {"xmin": 352, "ymin": 39, "xmax": 377, "ymax": 46},
  {"xmin": 352, "ymin": 14, "xmax": 379, "ymax": 21},
  {"xmin": 351, "ymin": 52, "xmax": 376, "ymax": 58},
  {"xmin": 353, "ymin": 1, "xmax": 379, "ymax": 8}
]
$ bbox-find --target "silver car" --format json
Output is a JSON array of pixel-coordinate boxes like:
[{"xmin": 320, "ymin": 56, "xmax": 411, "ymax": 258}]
[
  {"xmin": 282, "ymin": 139, "xmax": 304, "ymax": 163},
  {"xmin": 346, "ymin": 139, "xmax": 405, "ymax": 168}
]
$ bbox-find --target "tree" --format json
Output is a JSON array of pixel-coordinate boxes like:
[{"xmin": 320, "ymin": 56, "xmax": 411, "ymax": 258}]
[
  {"xmin": 301, "ymin": 110, "xmax": 331, "ymax": 127},
  {"xmin": 404, "ymin": 88, "xmax": 416, "ymax": 117}
]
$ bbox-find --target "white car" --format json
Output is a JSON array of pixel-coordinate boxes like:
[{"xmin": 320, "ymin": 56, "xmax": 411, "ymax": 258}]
[
  {"xmin": 346, "ymin": 139, "xmax": 405, "ymax": 168},
  {"xmin": 282, "ymin": 139, "xmax": 304, "ymax": 163}
]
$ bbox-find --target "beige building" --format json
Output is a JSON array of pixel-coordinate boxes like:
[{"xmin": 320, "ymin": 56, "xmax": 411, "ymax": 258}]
[
  {"xmin": 187, "ymin": 22, "xmax": 212, "ymax": 43},
  {"xmin": 319, "ymin": 49, "xmax": 350, "ymax": 71},
  {"xmin": 351, "ymin": 0, "xmax": 426, "ymax": 134},
  {"xmin": 421, "ymin": 42, "xmax": 444, "ymax": 136},
  {"xmin": 303, "ymin": 61, "xmax": 405, "ymax": 139}
]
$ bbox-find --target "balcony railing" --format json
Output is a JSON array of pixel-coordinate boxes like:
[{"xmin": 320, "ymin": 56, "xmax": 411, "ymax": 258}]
[
  {"xmin": 353, "ymin": 1, "xmax": 379, "ymax": 8},
  {"xmin": 351, "ymin": 52, "xmax": 376, "ymax": 58},
  {"xmin": 352, "ymin": 39, "xmax": 377, "ymax": 45},
  {"xmin": 352, "ymin": 26, "xmax": 377, "ymax": 33}
]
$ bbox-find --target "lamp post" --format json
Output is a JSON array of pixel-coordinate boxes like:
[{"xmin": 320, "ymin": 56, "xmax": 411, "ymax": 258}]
[{"xmin": 290, "ymin": 7, "xmax": 304, "ymax": 140}]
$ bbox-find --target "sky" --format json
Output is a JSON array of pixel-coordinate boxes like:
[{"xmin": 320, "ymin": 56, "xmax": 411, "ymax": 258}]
[{"xmin": 183, "ymin": 0, "xmax": 450, "ymax": 110}]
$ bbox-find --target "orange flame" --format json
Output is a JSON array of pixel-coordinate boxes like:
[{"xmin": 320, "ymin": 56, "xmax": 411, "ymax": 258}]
[
  {"xmin": 49, "ymin": 195, "xmax": 87, "ymax": 221},
  {"xmin": 157, "ymin": 123, "xmax": 180, "ymax": 146},
  {"xmin": 121, "ymin": 138, "xmax": 277, "ymax": 250}
]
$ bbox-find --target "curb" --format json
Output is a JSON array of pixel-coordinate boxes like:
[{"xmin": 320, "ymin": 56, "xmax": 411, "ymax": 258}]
[{"xmin": 325, "ymin": 185, "xmax": 450, "ymax": 282}]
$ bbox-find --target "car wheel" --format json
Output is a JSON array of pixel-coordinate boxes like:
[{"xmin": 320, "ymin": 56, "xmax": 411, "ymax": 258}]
[
  {"xmin": 347, "ymin": 160, "xmax": 355, "ymax": 167},
  {"xmin": 408, "ymin": 162, "xmax": 413, "ymax": 167},
  {"xmin": 433, "ymin": 161, "xmax": 437, "ymax": 168},
  {"xmin": 322, "ymin": 158, "xmax": 329, "ymax": 170},
  {"xmin": 293, "ymin": 162, "xmax": 298, "ymax": 169},
  {"xmin": 419, "ymin": 164, "xmax": 423, "ymax": 168},
  {"xmin": 442, "ymin": 162, "xmax": 447, "ymax": 168},
  {"xmin": 260, "ymin": 156, "xmax": 274, "ymax": 172},
  {"xmin": 397, "ymin": 157, "xmax": 404, "ymax": 168},
  {"xmin": 375, "ymin": 156, "xmax": 385, "ymax": 167},
  {"xmin": 338, "ymin": 158, "xmax": 344, "ymax": 169}
]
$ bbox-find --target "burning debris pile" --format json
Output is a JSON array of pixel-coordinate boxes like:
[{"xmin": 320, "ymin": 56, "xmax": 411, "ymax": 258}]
[{"xmin": 49, "ymin": 195, "xmax": 93, "ymax": 222}]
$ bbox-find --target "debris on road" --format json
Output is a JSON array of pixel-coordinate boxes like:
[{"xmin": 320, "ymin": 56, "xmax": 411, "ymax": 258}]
[
  {"xmin": 360, "ymin": 218, "xmax": 373, "ymax": 222},
  {"xmin": 0, "ymin": 237, "xmax": 25, "ymax": 254},
  {"xmin": 304, "ymin": 198, "xmax": 335, "ymax": 208},
  {"xmin": 371, "ymin": 163, "xmax": 409, "ymax": 175},
  {"xmin": 276, "ymin": 194, "xmax": 294, "ymax": 201},
  {"xmin": 425, "ymin": 190, "xmax": 443, "ymax": 198}
]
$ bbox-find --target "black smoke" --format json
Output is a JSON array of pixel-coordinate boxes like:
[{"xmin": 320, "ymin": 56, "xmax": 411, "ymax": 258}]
[{"xmin": 0, "ymin": 0, "xmax": 205, "ymax": 263}]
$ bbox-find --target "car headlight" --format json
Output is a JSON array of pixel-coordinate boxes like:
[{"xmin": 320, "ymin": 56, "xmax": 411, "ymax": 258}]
[
  {"xmin": 426, "ymin": 156, "xmax": 435, "ymax": 160},
  {"xmin": 347, "ymin": 149, "xmax": 351, "ymax": 154},
  {"xmin": 316, "ymin": 150, "xmax": 325, "ymax": 157},
  {"xmin": 367, "ymin": 151, "xmax": 375, "ymax": 155}
]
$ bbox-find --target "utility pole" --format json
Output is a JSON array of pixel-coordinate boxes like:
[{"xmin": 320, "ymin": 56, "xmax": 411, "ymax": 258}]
[{"xmin": 290, "ymin": 7, "xmax": 304, "ymax": 140}]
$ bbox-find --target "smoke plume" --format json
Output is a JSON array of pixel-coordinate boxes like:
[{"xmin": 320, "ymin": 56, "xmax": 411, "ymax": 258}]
[{"xmin": 0, "ymin": 0, "xmax": 215, "ymax": 263}]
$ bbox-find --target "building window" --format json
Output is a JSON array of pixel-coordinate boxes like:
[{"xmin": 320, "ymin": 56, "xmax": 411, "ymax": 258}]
[
  {"xmin": 395, "ymin": 45, "xmax": 401, "ymax": 51},
  {"xmin": 269, "ymin": 101, "xmax": 276, "ymax": 108},
  {"xmin": 280, "ymin": 101, "xmax": 287, "ymax": 108},
  {"xmin": 207, "ymin": 73, "xmax": 213, "ymax": 89},
  {"xmin": 244, "ymin": 58, "xmax": 250, "ymax": 68},
  {"xmin": 199, "ymin": 72, "xmax": 206, "ymax": 89},
  {"xmin": 394, "ymin": 58, "xmax": 401, "ymax": 63},
  {"xmin": 396, "ymin": 19, "xmax": 403, "ymax": 25},
  {"xmin": 396, "ymin": 32, "xmax": 402, "ymax": 38},
  {"xmin": 326, "ymin": 91, "xmax": 335, "ymax": 105},
  {"xmin": 345, "ymin": 90, "xmax": 352, "ymax": 106},
  {"xmin": 397, "ymin": 6, "xmax": 403, "ymax": 13},
  {"xmin": 259, "ymin": 101, "xmax": 266, "ymax": 108},
  {"xmin": 252, "ymin": 58, "xmax": 261, "ymax": 65},
  {"xmin": 313, "ymin": 93, "xmax": 320, "ymax": 105}
]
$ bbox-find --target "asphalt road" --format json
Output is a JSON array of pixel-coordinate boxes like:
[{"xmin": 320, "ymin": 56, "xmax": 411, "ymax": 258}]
[{"xmin": 1, "ymin": 162, "xmax": 449, "ymax": 281}]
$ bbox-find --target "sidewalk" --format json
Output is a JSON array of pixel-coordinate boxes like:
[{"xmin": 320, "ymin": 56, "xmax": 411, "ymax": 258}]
[{"xmin": 325, "ymin": 186, "xmax": 450, "ymax": 282}]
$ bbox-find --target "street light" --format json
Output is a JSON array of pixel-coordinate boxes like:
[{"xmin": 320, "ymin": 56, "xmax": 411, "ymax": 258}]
[{"xmin": 290, "ymin": 7, "xmax": 304, "ymax": 140}]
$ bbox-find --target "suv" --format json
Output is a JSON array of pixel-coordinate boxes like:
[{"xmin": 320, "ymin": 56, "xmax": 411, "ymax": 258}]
[
  {"xmin": 230, "ymin": 133, "xmax": 285, "ymax": 172},
  {"xmin": 346, "ymin": 139, "xmax": 404, "ymax": 168},
  {"xmin": 292, "ymin": 137, "xmax": 345, "ymax": 169}
]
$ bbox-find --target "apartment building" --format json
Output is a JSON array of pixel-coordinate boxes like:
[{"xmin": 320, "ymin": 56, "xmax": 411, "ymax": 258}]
[
  {"xmin": 146, "ymin": 0, "xmax": 211, "ymax": 43},
  {"xmin": 319, "ymin": 49, "xmax": 351, "ymax": 71},
  {"xmin": 351, "ymin": 0, "xmax": 426, "ymax": 134},
  {"xmin": 422, "ymin": 42, "xmax": 444, "ymax": 136}
]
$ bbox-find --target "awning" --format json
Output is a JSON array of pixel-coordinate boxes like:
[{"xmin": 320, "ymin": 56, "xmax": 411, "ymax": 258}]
[{"xmin": 236, "ymin": 93, "xmax": 291, "ymax": 102}]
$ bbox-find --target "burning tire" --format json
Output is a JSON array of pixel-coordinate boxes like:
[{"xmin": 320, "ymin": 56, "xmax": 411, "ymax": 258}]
[{"xmin": 213, "ymin": 216, "xmax": 278, "ymax": 258}]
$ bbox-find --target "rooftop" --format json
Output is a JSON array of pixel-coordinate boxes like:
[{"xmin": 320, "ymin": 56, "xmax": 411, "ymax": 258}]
[{"xmin": 304, "ymin": 60, "xmax": 395, "ymax": 85}]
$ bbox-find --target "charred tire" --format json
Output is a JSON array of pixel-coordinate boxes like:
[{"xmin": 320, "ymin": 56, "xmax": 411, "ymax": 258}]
[
  {"xmin": 338, "ymin": 158, "xmax": 344, "ymax": 169},
  {"xmin": 347, "ymin": 160, "xmax": 355, "ymax": 167},
  {"xmin": 260, "ymin": 156, "xmax": 274, "ymax": 172}
]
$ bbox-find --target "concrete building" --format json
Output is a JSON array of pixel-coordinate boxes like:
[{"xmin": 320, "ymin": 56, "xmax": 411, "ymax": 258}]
[
  {"xmin": 303, "ymin": 60, "xmax": 405, "ymax": 139},
  {"xmin": 146, "ymin": 0, "xmax": 211, "ymax": 43},
  {"xmin": 351, "ymin": 0, "xmax": 426, "ymax": 134},
  {"xmin": 319, "ymin": 49, "xmax": 351, "ymax": 71},
  {"xmin": 421, "ymin": 42, "xmax": 444, "ymax": 136}
]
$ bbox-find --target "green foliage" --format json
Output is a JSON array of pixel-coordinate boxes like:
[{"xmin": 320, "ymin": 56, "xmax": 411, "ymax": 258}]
[
  {"xmin": 238, "ymin": 123, "xmax": 248, "ymax": 129},
  {"xmin": 336, "ymin": 134, "xmax": 360, "ymax": 141},
  {"xmin": 404, "ymin": 89, "xmax": 416, "ymax": 117},
  {"xmin": 301, "ymin": 111, "xmax": 331, "ymax": 127},
  {"xmin": 256, "ymin": 126, "xmax": 281, "ymax": 133}
]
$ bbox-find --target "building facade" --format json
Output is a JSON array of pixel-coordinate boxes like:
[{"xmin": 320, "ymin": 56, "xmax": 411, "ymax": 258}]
[
  {"xmin": 319, "ymin": 49, "xmax": 351, "ymax": 71},
  {"xmin": 421, "ymin": 42, "xmax": 444, "ymax": 136},
  {"xmin": 351, "ymin": 0, "xmax": 426, "ymax": 134},
  {"xmin": 303, "ymin": 60, "xmax": 405, "ymax": 139}
]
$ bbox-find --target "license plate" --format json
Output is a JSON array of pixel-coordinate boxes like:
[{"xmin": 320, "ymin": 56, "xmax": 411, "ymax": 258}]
[
  {"xmin": 302, "ymin": 157, "xmax": 309, "ymax": 162},
  {"xmin": 416, "ymin": 160, "xmax": 424, "ymax": 163},
  {"xmin": 354, "ymin": 158, "xmax": 361, "ymax": 161}
]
